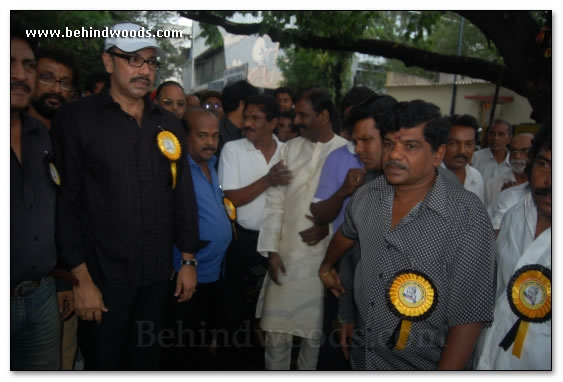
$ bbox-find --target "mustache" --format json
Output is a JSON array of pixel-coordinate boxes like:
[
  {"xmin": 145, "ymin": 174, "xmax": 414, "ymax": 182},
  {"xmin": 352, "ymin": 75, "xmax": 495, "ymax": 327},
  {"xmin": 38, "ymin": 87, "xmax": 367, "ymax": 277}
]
[
  {"xmin": 202, "ymin": 146, "xmax": 216, "ymax": 152},
  {"xmin": 130, "ymin": 76, "xmax": 151, "ymax": 84},
  {"xmin": 11, "ymin": 80, "xmax": 31, "ymax": 93},
  {"xmin": 383, "ymin": 160, "xmax": 408, "ymax": 171},
  {"xmin": 453, "ymin": 154, "xmax": 469, "ymax": 162},
  {"xmin": 294, "ymin": 124, "xmax": 307, "ymax": 130},
  {"xmin": 38, "ymin": 92, "xmax": 66, "ymax": 105},
  {"xmin": 534, "ymin": 188, "xmax": 551, "ymax": 197}
]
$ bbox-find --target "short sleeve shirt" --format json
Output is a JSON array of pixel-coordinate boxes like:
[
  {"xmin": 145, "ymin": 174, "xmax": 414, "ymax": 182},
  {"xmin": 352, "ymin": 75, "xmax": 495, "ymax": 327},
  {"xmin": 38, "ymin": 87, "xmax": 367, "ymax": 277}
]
[{"xmin": 341, "ymin": 174, "xmax": 496, "ymax": 370}]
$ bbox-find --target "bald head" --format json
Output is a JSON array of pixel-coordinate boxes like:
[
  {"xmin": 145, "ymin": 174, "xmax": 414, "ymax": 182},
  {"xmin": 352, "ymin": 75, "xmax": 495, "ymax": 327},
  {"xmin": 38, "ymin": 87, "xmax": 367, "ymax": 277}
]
[{"xmin": 185, "ymin": 108, "xmax": 220, "ymax": 164}]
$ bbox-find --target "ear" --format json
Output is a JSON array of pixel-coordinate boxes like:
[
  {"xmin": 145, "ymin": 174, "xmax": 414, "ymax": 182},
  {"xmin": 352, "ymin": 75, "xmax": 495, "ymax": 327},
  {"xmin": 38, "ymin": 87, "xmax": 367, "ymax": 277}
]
[
  {"xmin": 433, "ymin": 144, "xmax": 446, "ymax": 166},
  {"xmin": 318, "ymin": 109, "xmax": 330, "ymax": 124},
  {"xmin": 102, "ymin": 52, "xmax": 114, "ymax": 74},
  {"xmin": 268, "ymin": 117, "xmax": 279, "ymax": 133}
]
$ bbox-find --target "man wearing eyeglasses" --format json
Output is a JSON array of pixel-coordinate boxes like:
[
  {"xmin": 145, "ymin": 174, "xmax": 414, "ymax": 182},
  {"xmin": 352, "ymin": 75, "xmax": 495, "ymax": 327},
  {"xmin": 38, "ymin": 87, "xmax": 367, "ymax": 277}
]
[
  {"xmin": 28, "ymin": 47, "xmax": 78, "ymax": 130},
  {"xmin": 484, "ymin": 133, "xmax": 534, "ymax": 206},
  {"xmin": 51, "ymin": 22, "xmax": 199, "ymax": 370},
  {"xmin": 155, "ymin": 80, "xmax": 186, "ymax": 120}
]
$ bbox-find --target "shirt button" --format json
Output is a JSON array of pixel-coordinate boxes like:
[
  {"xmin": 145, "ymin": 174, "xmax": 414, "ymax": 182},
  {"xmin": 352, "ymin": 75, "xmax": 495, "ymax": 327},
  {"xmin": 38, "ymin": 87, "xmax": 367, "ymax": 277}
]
[
  {"xmin": 370, "ymin": 301, "xmax": 375, "ymax": 307},
  {"xmin": 28, "ymin": 204, "xmax": 33, "ymax": 210},
  {"xmin": 366, "ymin": 327, "xmax": 372, "ymax": 332},
  {"xmin": 379, "ymin": 273, "xmax": 383, "ymax": 279},
  {"xmin": 33, "ymin": 235, "xmax": 38, "ymax": 241},
  {"xmin": 386, "ymin": 243, "xmax": 392, "ymax": 250}
]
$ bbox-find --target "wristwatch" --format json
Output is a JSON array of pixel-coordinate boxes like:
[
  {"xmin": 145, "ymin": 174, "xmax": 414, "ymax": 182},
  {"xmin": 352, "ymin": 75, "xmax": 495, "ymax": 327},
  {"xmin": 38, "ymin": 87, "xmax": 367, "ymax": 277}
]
[{"xmin": 180, "ymin": 259, "xmax": 198, "ymax": 267}]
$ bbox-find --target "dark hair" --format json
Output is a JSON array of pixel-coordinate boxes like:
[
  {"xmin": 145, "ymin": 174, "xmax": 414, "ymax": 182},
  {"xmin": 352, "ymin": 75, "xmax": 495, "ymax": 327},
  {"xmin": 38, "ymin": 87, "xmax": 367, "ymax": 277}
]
[
  {"xmin": 200, "ymin": 90, "xmax": 222, "ymax": 104},
  {"xmin": 11, "ymin": 19, "xmax": 38, "ymax": 54},
  {"xmin": 294, "ymin": 87, "xmax": 338, "ymax": 130},
  {"xmin": 526, "ymin": 121, "xmax": 552, "ymax": 178},
  {"xmin": 273, "ymin": 86, "xmax": 294, "ymax": 101},
  {"xmin": 340, "ymin": 86, "xmax": 375, "ymax": 117},
  {"xmin": 489, "ymin": 118, "xmax": 514, "ymax": 136},
  {"xmin": 222, "ymin": 80, "xmax": 259, "ymax": 114},
  {"xmin": 346, "ymin": 94, "xmax": 398, "ymax": 135},
  {"xmin": 244, "ymin": 95, "xmax": 280, "ymax": 122},
  {"xmin": 279, "ymin": 109, "xmax": 299, "ymax": 134},
  {"xmin": 378, "ymin": 100, "xmax": 450, "ymax": 152},
  {"xmin": 449, "ymin": 114, "xmax": 480, "ymax": 142},
  {"xmin": 155, "ymin": 80, "xmax": 184, "ymax": 100},
  {"xmin": 36, "ymin": 46, "xmax": 80, "ymax": 90},
  {"xmin": 85, "ymin": 72, "xmax": 110, "ymax": 94}
]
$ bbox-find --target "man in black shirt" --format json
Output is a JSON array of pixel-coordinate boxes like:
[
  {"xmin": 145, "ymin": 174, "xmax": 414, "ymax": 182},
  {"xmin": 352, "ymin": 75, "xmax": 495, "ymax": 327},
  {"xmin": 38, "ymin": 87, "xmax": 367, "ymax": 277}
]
[
  {"xmin": 11, "ymin": 21, "xmax": 61, "ymax": 370},
  {"xmin": 51, "ymin": 22, "xmax": 199, "ymax": 370}
]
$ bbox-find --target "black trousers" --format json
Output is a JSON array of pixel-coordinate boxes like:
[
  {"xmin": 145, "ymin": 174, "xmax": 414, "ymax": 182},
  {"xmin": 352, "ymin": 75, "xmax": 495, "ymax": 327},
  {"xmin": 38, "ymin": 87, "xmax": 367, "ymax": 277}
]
[{"xmin": 77, "ymin": 279, "xmax": 170, "ymax": 370}]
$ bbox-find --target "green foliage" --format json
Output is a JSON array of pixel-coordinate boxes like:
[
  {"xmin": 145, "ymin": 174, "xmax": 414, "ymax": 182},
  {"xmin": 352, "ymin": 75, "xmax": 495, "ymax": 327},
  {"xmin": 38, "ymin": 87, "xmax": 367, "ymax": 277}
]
[{"xmin": 277, "ymin": 46, "xmax": 352, "ymax": 103}]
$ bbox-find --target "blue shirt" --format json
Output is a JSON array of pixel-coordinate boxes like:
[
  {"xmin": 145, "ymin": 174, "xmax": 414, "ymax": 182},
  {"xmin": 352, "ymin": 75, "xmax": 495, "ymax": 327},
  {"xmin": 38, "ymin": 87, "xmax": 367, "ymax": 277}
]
[{"xmin": 173, "ymin": 155, "xmax": 232, "ymax": 283}]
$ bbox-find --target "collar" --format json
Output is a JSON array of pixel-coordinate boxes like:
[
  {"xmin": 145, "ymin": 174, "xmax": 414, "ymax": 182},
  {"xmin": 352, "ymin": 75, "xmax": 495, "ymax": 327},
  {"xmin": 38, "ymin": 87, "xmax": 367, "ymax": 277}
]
[
  {"xmin": 242, "ymin": 134, "xmax": 281, "ymax": 151},
  {"xmin": 486, "ymin": 147, "xmax": 510, "ymax": 165},
  {"xmin": 94, "ymin": 88, "xmax": 161, "ymax": 115},
  {"xmin": 188, "ymin": 153, "xmax": 217, "ymax": 169},
  {"xmin": 20, "ymin": 112, "xmax": 45, "ymax": 134},
  {"xmin": 464, "ymin": 164, "xmax": 478, "ymax": 185},
  {"xmin": 370, "ymin": 171, "xmax": 449, "ymax": 219}
]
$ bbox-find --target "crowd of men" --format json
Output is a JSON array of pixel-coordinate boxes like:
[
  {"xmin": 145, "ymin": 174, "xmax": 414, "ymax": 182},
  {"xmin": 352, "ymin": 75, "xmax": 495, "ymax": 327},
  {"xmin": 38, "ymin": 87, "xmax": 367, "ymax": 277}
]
[{"xmin": 11, "ymin": 21, "xmax": 551, "ymax": 371}]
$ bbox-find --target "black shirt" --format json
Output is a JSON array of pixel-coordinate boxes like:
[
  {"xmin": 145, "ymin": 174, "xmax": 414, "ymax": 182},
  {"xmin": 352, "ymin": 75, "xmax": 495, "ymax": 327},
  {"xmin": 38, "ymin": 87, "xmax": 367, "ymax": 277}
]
[
  {"xmin": 51, "ymin": 90, "xmax": 199, "ymax": 287},
  {"xmin": 217, "ymin": 116, "xmax": 242, "ymax": 160},
  {"xmin": 11, "ymin": 113, "xmax": 57, "ymax": 288}
]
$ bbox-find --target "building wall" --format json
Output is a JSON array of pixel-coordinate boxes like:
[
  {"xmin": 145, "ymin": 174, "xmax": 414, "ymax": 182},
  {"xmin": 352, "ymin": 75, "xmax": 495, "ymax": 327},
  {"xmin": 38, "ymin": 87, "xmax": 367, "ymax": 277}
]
[{"xmin": 386, "ymin": 83, "xmax": 535, "ymax": 125}]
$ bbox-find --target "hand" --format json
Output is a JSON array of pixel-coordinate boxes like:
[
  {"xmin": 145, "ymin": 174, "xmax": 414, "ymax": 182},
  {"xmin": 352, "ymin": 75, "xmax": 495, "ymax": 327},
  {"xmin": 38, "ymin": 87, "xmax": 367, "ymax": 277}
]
[
  {"xmin": 299, "ymin": 215, "xmax": 329, "ymax": 246},
  {"xmin": 318, "ymin": 264, "xmax": 345, "ymax": 297},
  {"xmin": 57, "ymin": 290, "xmax": 74, "ymax": 320},
  {"xmin": 175, "ymin": 265, "xmax": 197, "ymax": 302},
  {"xmin": 268, "ymin": 252, "xmax": 286, "ymax": 285},
  {"xmin": 338, "ymin": 168, "xmax": 366, "ymax": 197},
  {"xmin": 73, "ymin": 279, "xmax": 108, "ymax": 323},
  {"xmin": 266, "ymin": 160, "xmax": 293, "ymax": 186},
  {"xmin": 501, "ymin": 180, "xmax": 517, "ymax": 191},
  {"xmin": 340, "ymin": 322, "xmax": 355, "ymax": 360}
]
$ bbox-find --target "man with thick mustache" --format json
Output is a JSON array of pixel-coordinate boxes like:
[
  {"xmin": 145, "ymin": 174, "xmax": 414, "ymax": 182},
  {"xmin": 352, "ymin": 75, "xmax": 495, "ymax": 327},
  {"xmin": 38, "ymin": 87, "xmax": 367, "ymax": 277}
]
[
  {"xmin": 475, "ymin": 123, "xmax": 551, "ymax": 370},
  {"xmin": 217, "ymin": 95, "xmax": 291, "ymax": 368},
  {"xmin": 11, "ymin": 21, "xmax": 61, "ymax": 371},
  {"xmin": 51, "ymin": 22, "xmax": 199, "ymax": 370},
  {"xmin": 319, "ymin": 100, "xmax": 495, "ymax": 370},
  {"xmin": 441, "ymin": 114, "xmax": 485, "ymax": 203},
  {"xmin": 28, "ymin": 47, "xmax": 78, "ymax": 130},
  {"xmin": 484, "ymin": 133, "xmax": 534, "ymax": 206}
]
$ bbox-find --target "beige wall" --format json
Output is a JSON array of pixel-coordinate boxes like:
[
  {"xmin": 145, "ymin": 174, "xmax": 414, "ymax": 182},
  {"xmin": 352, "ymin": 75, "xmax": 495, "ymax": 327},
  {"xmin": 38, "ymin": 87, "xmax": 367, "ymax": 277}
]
[{"xmin": 386, "ymin": 83, "xmax": 535, "ymax": 125}]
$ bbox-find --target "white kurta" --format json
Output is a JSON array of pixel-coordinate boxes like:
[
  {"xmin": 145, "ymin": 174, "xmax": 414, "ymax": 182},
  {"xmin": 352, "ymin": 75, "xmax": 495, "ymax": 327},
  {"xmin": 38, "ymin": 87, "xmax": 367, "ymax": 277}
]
[
  {"xmin": 471, "ymin": 147, "xmax": 512, "ymax": 184},
  {"xmin": 475, "ymin": 191, "xmax": 551, "ymax": 370},
  {"xmin": 487, "ymin": 182, "xmax": 529, "ymax": 230},
  {"xmin": 485, "ymin": 171, "xmax": 516, "ymax": 207},
  {"xmin": 256, "ymin": 135, "xmax": 347, "ymax": 339}
]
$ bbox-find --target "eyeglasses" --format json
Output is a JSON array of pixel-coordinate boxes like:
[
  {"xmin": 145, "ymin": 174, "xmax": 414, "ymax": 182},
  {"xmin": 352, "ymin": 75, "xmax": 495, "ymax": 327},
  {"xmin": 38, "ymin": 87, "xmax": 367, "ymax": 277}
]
[
  {"xmin": 509, "ymin": 146, "xmax": 531, "ymax": 155},
  {"xmin": 203, "ymin": 103, "xmax": 222, "ymax": 110},
  {"xmin": 108, "ymin": 51, "xmax": 161, "ymax": 71},
  {"xmin": 38, "ymin": 74, "xmax": 73, "ymax": 91},
  {"xmin": 162, "ymin": 99, "xmax": 185, "ymax": 107}
]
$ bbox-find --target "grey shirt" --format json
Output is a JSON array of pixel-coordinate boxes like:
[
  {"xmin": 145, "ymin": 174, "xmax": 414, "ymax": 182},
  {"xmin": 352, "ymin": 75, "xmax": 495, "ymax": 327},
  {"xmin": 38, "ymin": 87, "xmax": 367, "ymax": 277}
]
[{"xmin": 341, "ymin": 174, "xmax": 495, "ymax": 370}]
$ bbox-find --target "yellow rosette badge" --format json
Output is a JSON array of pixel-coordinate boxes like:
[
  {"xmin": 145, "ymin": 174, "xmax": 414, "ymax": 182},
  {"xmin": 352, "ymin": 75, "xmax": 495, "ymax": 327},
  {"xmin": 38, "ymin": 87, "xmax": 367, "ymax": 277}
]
[
  {"xmin": 500, "ymin": 264, "xmax": 551, "ymax": 358},
  {"xmin": 157, "ymin": 130, "xmax": 181, "ymax": 189},
  {"xmin": 223, "ymin": 197, "xmax": 238, "ymax": 240},
  {"xmin": 386, "ymin": 270, "xmax": 437, "ymax": 351}
]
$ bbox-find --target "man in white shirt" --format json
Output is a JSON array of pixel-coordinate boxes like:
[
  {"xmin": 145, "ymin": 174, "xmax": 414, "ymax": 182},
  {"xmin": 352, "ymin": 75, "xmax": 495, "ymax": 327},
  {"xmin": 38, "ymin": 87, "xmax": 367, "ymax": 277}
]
[
  {"xmin": 257, "ymin": 88, "xmax": 347, "ymax": 370},
  {"xmin": 442, "ymin": 114, "xmax": 485, "ymax": 202},
  {"xmin": 475, "ymin": 123, "xmax": 551, "ymax": 370},
  {"xmin": 471, "ymin": 119, "xmax": 513, "ymax": 184},
  {"xmin": 485, "ymin": 133, "xmax": 534, "ymax": 206},
  {"xmin": 218, "ymin": 95, "xmax": 292, "ymax": 368}
]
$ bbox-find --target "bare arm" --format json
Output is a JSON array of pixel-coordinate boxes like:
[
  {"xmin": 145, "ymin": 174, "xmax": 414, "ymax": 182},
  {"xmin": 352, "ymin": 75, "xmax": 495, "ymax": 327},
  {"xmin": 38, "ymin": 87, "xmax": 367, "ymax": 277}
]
[
  {"xmin": 318, "ymin": 230, "xmax": 356, "ymax": 294},
  {"xmin": 437, "ymin": 322, "xmax": 484, "ymax": 370},
  {"xmin": 310, "ymin": 168, "xmax": 365, "ymax": 225}
]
